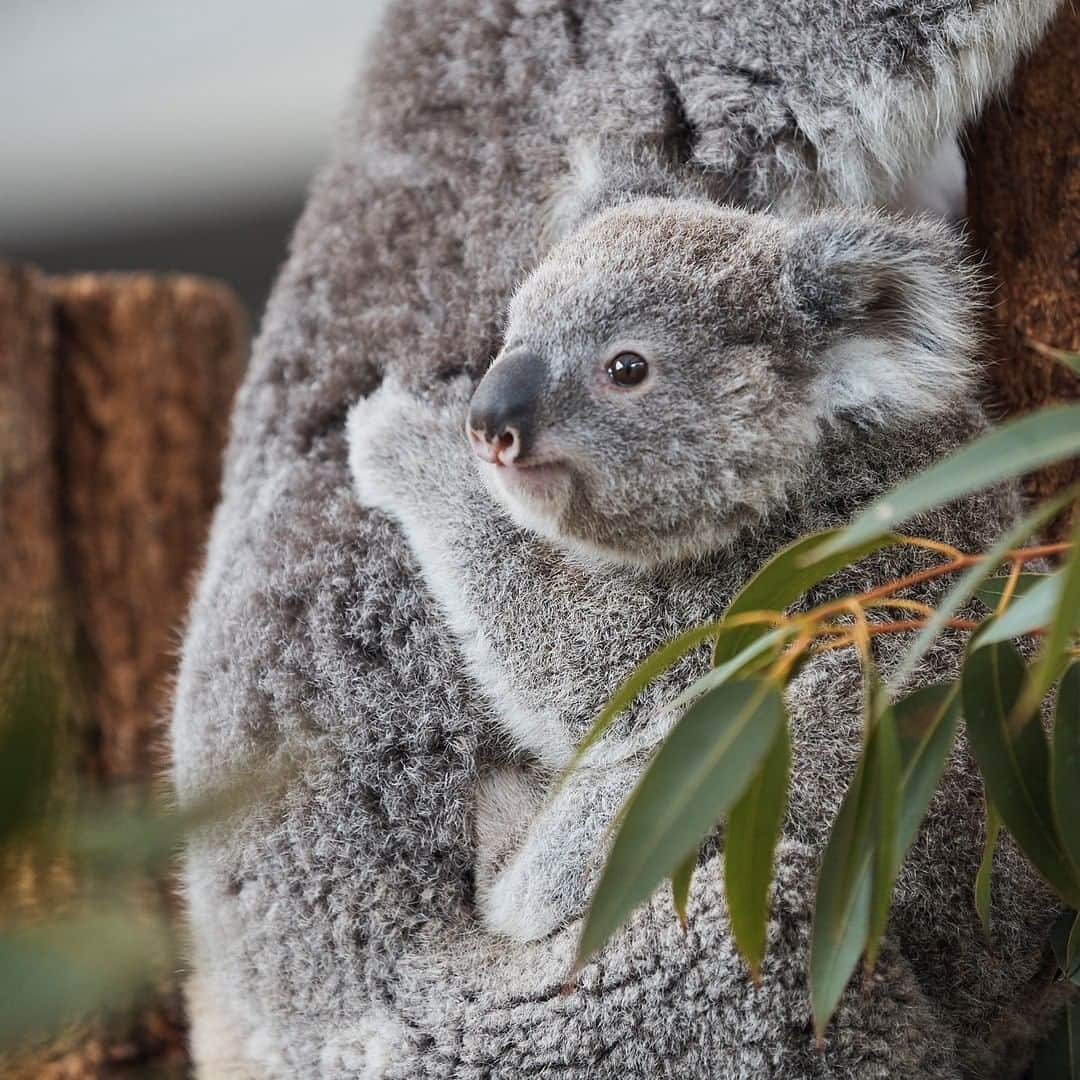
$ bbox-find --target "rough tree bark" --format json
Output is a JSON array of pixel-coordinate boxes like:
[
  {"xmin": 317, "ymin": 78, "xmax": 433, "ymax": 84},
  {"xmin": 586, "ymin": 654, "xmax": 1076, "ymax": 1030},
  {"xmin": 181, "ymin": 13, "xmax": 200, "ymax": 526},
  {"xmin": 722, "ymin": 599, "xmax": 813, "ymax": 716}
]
[
  {"xmin": 967, "ymin": 4, "xmax": 1080, "ymax": 531},
  {"xmin": 0, "ymin": 267, "xmax": 247, "ymax": 1077}
]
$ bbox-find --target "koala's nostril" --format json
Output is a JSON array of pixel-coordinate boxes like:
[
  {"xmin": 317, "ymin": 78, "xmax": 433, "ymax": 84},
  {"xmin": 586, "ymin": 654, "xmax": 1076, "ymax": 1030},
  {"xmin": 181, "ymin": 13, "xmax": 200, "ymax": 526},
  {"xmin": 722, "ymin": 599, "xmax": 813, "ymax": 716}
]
[{"xmin": 494, "ymin": 428, "xmax": 520, "ymax": 464}]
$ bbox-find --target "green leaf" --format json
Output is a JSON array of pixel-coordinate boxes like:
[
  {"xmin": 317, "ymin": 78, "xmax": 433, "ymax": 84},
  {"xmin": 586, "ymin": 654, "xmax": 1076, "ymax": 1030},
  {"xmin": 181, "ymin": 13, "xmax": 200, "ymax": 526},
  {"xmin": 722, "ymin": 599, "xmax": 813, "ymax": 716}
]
[
  {"xmin": 715, "ymin": 528, "xmax": 897, "ymax": 665},
  {"xmin": 974, "ymin": 797, "xmax": 1001, "ymax": 936},
  {"xmin": 975, "ymin": 574, "xmax": 1050, "ymax": 608},
  {"xmin": 1029, "ymin": 996, "xmax": 1080, "ymax": 1080},
  {"xmin": 813, "ymin": 404, "xmax": 1080, "ymax": 558},
  {"xmin": 1050, "ymin": 910, "xmax": 1080, "ymax": 985},
  {"xmin": 0, "ymin": 652, "xmax": 61, "ymax": 851},
  {"xmin": 887, "ymin": 483, "xmax": 1080, "ymax": 695},
  {"xmin": 810, "ymin": 751, "xmax": 875, "ymax": 1037},
  {"xmin": 1072, "ymin": 916, "xmax": 1080, "ymax": 988},
  {"xmin": 1025, "ymin": 518, "xmax": 1080, "ymax": 713},
  {"xmin": 667, "ymin": 625, "xmax": 793, "ymax": 716},
  {"xmin": 1029, "ymin": 338, "xmax": 1080, "ymax": 376},
  {"xmin": 893, "ymin": 685, "xmax": 961, "ymax": 854},
  {"xmin": 574, "ymin": 678, "xmax": 785, "ymax": 973},
  {"xmin": 725, "ymin": 722, "xmax": 790, "ymax": 979},
  {"xmin": 866, "ymin": 697, "xmax": 901, "ymax": 974},
  {"xmin": 963, "ymin": 640, "xmax": 1080, "ymax": 907},
  {"xmin": 811, "ymin": 684, "xmax": 958, "ymax": 1036},
  {"xmin": 671, "ymin": 850, "xmax": 697, "ymax": 932},
  {"xmin": 975, "ymin": 573, "xmax": 1064, "ymax": 647},
  {"xmin": 1053, "ymin": 663, "xmax": 1080, "ymax": 878}
]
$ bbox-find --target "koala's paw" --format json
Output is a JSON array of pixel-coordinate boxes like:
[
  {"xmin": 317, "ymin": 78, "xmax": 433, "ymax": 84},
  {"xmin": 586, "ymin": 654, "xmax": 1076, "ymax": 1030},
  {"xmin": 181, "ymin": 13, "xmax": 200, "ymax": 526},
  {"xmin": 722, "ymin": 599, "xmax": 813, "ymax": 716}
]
[
  {"xmin": 474, "ymin": 767, "xmax": 586, "ymax": 942},
  {"xmin": 346, "ymin": 374, "xmax": 473, "ymax": 517}
]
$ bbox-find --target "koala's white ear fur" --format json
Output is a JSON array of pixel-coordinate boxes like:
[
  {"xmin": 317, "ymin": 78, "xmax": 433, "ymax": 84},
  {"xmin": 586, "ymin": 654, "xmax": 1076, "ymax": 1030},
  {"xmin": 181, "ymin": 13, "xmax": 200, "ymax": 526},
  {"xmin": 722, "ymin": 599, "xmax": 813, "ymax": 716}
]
[{"xmin": 792, "ymin": 211, "xmax": 982, "ymax": 425}]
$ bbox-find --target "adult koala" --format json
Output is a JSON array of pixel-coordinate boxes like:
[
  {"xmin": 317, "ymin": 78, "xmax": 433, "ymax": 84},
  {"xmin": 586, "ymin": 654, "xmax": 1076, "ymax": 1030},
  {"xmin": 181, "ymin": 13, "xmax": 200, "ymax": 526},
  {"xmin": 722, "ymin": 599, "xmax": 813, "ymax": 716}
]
[{"xmin": 173, "ymin": 1, "xmax": 1065, "ymax": 1077}]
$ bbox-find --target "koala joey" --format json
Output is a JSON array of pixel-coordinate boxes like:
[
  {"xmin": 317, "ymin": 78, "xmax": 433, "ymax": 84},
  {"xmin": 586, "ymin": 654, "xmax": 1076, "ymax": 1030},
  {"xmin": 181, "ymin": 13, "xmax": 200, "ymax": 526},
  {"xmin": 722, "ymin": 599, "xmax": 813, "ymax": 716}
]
[
  {"xmin": 348, "ymin": 180, "xmax": 1065, "ymax": 1070},
  {"xmin": 352, "ymin": 193, "xmax": 988, "ymax": 931},
  {"xmin": 348, "ymin": 185, "xmax": 1062, "ymax": 1069}
]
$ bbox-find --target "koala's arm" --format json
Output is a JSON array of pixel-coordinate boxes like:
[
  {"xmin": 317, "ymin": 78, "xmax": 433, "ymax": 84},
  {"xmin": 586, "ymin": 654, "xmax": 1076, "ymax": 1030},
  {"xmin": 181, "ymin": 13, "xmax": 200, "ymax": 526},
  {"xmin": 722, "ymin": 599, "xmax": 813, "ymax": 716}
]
[
  {"xmin": 349, "ymin": 380, "xmax": 685, "ymax": 937},
  {"xmin": 348, "ymin": 378, "xmax": 691, "ymax": 767},
  {"xmin": 473, "ymin": 758, "xmax": 642, "ymax": 941},
  {"xmin": 560, "ymin": 0, "xmax": 1062, "ymax": 217}
]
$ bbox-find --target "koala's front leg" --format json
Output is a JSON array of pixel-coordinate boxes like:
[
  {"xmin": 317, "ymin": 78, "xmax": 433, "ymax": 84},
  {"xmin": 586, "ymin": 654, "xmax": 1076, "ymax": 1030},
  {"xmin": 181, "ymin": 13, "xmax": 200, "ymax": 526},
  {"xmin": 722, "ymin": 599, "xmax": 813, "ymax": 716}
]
[
  {"xmin": 350, "ymin": 380, "xmax": 660, "ymax": 938},
  {"xmin": 474, "ymin": 757, "xmax": 642, "ymax": 941},
  {"xmin": 349, "ymin": 376, "xmax": 614, "ymax": 767}
]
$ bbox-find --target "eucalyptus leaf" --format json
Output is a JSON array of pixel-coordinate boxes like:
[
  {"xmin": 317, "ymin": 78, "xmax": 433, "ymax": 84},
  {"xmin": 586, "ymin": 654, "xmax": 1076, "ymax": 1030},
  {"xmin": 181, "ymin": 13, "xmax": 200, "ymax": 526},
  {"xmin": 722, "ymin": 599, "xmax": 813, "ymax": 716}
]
[
  {"xmin": 667, "ymin": 625, "xmax": 793, "ymax": 716},
  {"xmin": 866, "ymin": 698, "xmax": 901, "ymax": 974},
  {"xmin": 1050, "ymin": 910, "xmax": 1080, "ymax": 985},
  {"xmin": 560, "ymin": 619, "xmax": 726, "ymax": 781},
  {"xmin": 963, "ymin": 640, "xmax": 1080, "ymax": 907},
  {"xmin": 1028, "ymin": 339, "xmax": 1080, "ymax": 376},
  {"xmin": 974, "ymin": 574, "xmax": 1063, "ymax": 647},
  {"xmin": 810, "ymin": 750, "xmax": 875, "ymax": 1037},
  {"xmin": 975, "ymin": 797, "xmax": 1001, "ymax": 936},
  {"xmin": 1024, "ymin": 518, "xmax": 1080, "ymax": 712},
  {"xmin": 813, "ymin": 404, "xmax": 1080, "ymax": 558},
  {"xmin": 725, "ymin": 722, "xmax": 791, "ymax": 979},
  {"xmin": 715, "ymin": 529, "xmax": 897, "ymax": 665},
  {"xmin": 0, "ymin": 909, "xmax": 174, "ymax": 1048},
  {"xmin": 975, "ymin": 574, "xmax": 1050, "ymax": 608},
  {"xmin": 887, "ymin": 477, "xmax": 1080, "ymax": 695},
  {"xmin": 574, "ymin": 678, "xmax": 785, "ymax": 973},
  {"xmin": 1029, "ymin": 997, "xmax": 1080, "ymax": 1080},
  {"xmin": 1053, "ymin": 663, "xmax": 1080, "ymax": 878},
  {"xmin": 0, "ymin": 653, "xmax": 60, "ymax": 851},
  {"xmin": 811, "ymin": 684, "xmax": 958, "ymax": 1035},
  {"xmin": 893, "ymin": 685, "xmax": 960, "ymax": 853},
  {"xmin": 671, "ymin": 850, "xmax": 697, "ymax": 931}
]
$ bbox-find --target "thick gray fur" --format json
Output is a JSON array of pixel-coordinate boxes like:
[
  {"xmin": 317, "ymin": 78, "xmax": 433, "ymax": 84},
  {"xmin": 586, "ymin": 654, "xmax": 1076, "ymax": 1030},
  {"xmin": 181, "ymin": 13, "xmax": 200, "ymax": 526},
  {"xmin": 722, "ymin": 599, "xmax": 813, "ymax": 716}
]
[{"xmin": 173, "ymin": 1, "xmax": 1066, "ymax": 1076}]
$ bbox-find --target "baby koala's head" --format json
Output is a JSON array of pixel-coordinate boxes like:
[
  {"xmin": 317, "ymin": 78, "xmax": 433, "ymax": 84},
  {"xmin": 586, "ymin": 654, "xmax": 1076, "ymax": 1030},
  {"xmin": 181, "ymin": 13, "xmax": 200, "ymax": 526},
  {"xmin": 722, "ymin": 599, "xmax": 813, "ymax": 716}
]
[{"xmin": 467, "ymin": 199, "xmax": 978, "ymax": 567}]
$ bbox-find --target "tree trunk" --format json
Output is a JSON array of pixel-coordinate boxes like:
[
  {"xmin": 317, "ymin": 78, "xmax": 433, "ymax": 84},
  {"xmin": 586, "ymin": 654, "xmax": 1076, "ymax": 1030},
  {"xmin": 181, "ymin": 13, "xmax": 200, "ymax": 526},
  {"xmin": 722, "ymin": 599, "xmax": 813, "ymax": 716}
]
[
  {"xmin": 51, "ymin": 274, "xmax": 246, "ymax": 781},
  {"xmin": 967, "ymin": 4, "xmax": 1080, "ymax": 531},
  {"xmin": 0, "ymin": 266, "xmax": 247, "ymax": 1077}
]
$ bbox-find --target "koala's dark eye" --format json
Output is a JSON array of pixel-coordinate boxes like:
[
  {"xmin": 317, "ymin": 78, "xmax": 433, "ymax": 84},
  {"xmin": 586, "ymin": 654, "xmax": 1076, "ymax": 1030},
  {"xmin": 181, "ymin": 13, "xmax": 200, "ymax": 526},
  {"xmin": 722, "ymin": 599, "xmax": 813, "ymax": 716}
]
[{"xmin": 606, "ymin": 352, "xmax": 649, "ymax": 387}]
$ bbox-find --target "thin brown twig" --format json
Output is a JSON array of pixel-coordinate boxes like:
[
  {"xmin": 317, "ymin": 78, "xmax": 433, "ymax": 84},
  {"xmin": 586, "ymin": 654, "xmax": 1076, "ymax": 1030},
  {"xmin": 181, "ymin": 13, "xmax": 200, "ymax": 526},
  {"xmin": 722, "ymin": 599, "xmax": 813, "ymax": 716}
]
[{"xmin": 996, "ymin": 559, "xmax": 1025, "ymax": 615}]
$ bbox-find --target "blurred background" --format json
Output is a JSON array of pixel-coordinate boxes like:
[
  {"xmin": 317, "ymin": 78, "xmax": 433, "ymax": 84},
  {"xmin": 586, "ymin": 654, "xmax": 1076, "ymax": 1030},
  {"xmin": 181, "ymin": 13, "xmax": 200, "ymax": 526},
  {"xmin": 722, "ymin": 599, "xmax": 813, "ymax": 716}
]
[{"xmin": 1, "ymin": 0, "xmax": 390, "ymax": 318}]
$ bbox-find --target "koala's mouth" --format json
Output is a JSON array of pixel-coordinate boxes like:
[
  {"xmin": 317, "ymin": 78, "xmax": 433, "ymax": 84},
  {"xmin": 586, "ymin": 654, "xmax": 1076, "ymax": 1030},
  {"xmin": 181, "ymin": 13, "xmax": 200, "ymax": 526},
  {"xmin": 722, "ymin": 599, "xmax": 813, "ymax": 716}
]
[{"xmin": 490, "ymin": 458, "xmax": 570, "ymax": 497}]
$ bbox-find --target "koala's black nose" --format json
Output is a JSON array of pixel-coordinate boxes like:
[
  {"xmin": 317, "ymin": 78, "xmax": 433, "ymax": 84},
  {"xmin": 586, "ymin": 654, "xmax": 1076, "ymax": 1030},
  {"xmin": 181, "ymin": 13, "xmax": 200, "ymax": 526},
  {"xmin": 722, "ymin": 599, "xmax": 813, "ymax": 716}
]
[{"xmin": 467, "ymin": 350, "xmax": 546, "ymax": 465}]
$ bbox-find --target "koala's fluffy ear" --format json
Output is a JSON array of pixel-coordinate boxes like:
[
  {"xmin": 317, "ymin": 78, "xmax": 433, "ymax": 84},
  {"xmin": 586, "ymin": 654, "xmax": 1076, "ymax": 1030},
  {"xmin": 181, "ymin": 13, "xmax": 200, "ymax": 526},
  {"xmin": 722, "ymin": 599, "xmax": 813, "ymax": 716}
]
[{"xmin": 789, "ymin": 211, "xmax": 982, "ymax": 426}]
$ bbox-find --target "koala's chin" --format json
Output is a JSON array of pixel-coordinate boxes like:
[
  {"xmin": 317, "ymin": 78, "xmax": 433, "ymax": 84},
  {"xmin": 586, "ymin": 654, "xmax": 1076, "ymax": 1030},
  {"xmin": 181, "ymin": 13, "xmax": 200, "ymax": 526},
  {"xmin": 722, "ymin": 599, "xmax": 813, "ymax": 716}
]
[{"xmin": 479, "ymin": 458, "xmax": 744, "ymax": 570}]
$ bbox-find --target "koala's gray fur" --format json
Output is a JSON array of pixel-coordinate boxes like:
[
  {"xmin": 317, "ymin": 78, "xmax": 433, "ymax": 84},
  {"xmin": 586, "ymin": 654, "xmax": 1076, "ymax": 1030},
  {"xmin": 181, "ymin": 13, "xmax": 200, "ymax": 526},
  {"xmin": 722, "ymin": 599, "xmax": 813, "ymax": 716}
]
[{"xmin": 173, "ymin": 1, "xmax": 1066, "ymax": 1076}]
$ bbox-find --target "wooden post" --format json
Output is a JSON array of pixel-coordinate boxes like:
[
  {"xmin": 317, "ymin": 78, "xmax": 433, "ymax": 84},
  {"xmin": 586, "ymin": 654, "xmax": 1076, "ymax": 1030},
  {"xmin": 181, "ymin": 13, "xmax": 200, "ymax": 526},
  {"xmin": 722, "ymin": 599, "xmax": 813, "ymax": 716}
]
[{"xmin": 52, "ymin": 274, "xmax": 247, "ymax": 780}]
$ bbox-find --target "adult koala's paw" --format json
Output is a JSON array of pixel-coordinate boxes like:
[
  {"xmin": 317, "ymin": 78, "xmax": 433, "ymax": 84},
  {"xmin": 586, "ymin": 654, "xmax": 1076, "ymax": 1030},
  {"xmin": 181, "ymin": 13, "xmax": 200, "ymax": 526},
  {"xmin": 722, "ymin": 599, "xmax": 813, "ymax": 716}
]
[{"xmin": 346, "ymin": 375, "xmax": 473, "ymax": 518}]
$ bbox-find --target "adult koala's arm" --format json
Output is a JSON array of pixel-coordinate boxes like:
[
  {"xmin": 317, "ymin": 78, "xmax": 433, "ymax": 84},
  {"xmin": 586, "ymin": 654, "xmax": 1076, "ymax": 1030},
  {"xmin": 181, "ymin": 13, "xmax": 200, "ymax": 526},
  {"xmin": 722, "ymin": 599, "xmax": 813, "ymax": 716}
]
[{"xmin": 569, "ymin": 0, "xmax": 1065, "ymax": 215}]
